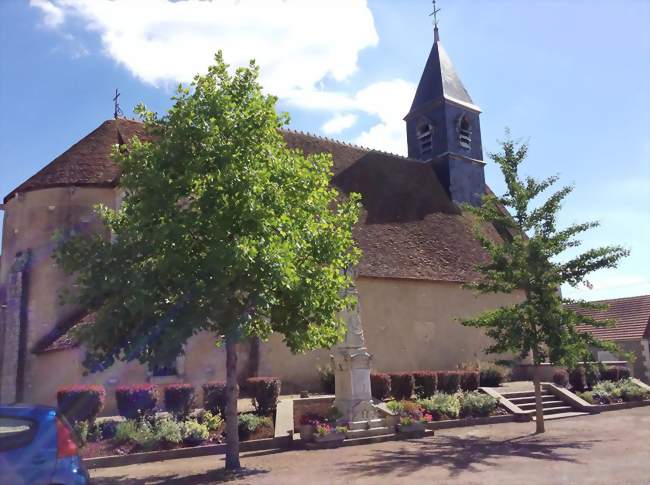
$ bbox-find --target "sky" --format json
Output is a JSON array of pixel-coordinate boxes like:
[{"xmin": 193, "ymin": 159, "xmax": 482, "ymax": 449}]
[{"xmin": 0, "ymin": 0, "xmax": 648, "ymax": 302}]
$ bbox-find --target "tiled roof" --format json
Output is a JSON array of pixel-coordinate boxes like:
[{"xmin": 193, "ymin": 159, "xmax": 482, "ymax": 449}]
[
  {"xmin": 3, "ymin": 119, "xmax": 152, "ymax": 203},
  {"xmin": 568, "ymin": 295, "xmax": 650, "ymax": 342}
]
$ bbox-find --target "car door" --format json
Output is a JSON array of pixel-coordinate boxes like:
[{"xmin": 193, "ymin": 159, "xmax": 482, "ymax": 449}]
[{"xmin": 0, "ymin": 413, "xmax": 55, "ymax": 485}]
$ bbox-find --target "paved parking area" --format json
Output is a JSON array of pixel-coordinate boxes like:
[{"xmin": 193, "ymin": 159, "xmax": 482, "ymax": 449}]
[{"xmin": 91, "ymin": 406, "xmax": 650, "ymax": 484}]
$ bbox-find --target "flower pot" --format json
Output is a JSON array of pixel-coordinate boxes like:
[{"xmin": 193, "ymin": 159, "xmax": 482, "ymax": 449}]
[
  {"xmin": 397, "ymin": 421, "xmax": 426, "ymax": 434},
  {"xmin": 299, "ymin": 424, "xmax": 315, "ymax": 441},
  {"xmin": 313, "ymin": 431, "xmax": 345, "ymax": 443}
]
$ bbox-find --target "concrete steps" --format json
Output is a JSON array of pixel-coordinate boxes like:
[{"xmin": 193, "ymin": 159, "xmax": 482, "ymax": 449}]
[
  {"xmin": 500, "ymin": 388, "xmax": 586, "ymax": 420},
  {"xmin": 345, "ymin": 426, "xmax": 394, "ymax": 439}
]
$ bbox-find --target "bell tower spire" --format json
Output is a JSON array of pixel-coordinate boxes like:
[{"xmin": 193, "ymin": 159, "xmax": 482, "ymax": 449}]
[{"xmin": 404, "ymin": 3, "xmax": 485, "ymax": 206}]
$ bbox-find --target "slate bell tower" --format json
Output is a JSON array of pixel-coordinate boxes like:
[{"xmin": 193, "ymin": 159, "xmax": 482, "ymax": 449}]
[{"xmin": 405, "ymin": 19, "xmax": 485, "ymax": 206}]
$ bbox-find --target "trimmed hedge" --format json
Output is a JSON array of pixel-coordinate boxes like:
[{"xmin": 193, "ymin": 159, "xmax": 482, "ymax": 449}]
[
  {"xmin": 202, "ymin": 381, "xmax": 227, "ymax": 417},
  {"xmin": 245, "ymin": 377, "xmax": 281, "ymax": 416},
  {"xmin": 57, "ymin": 385, "xmax": 106, "ymax": 424},
  {"xmin": 459, "ymin": 371, "xmax": 480, "ymax": 392},
  {"xmin": 553, "ymin": 369, "xmax": 569, "ymax": 387},
  {"xmin": 413, "ymin": 371, "xmax": 437, "ymax": 398},
  {"xmin": 479, "ymin": 365, "xmax": 508, "ymax": 387},
  {"xmin": 388, "ymin": 373, "xmax": 415, "ymax": 400},
  {"xmin": 437, "ymin": 371, "xmax": 461, "ymax": 394},
  {"xmin": 600, "ymin": 366, "xmax": 631, "ymax": 382},
  {"xmin": 163, "ymin": 384, "xmax": 195, "ymax": 417},
  {"xmin": 370, "ymin": 372, "xmax": 391, "ymax": 400},
  {"xmin": 115, "ymin": 384, "xmax": 158, "ymax": 420},
  {"xmin": 569, "ymin": 367, "xmax": 587, "ymax": 392}
]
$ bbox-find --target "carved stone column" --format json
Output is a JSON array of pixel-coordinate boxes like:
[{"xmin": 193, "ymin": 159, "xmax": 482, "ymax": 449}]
[{"xmin": 332, "ymin": 279, "xmax": 377, "ymax": 424}]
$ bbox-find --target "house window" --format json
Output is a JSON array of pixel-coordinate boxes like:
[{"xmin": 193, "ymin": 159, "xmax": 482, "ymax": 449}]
[
  {"xmin": 417, "ymin": 121, "xmax": 434, "ymax": 157},
  {"xmin": 458, "ymin": 116, "xmax": 471, "ymax": 149}
]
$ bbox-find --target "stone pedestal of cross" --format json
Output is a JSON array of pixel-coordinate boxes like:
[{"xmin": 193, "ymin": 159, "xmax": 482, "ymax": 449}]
[{"xmin": 332, "ymin": 284, "xmax": 377, "ymax": 424}]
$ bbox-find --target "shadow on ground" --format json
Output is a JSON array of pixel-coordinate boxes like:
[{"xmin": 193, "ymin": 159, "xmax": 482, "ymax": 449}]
[
  {"xmin": 340, "ymin": 432, "xmax": 600, "ymax": 479},
  {"xmin": 91, "ymin": 466, "xmax": 269, "ymax": 484}
]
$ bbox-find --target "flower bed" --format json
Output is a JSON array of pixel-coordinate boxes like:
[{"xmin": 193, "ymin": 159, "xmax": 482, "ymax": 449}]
[{"xmin": 576, "ymin": 378, "xmax": 650, "ymax": 406}]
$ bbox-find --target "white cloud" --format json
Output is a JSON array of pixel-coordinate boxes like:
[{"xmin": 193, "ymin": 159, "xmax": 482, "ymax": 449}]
[
  {"xmin": 30, "ymin": 0, "xmax": 65, "ymax": 28},
  {"xmin": 34, "ymin": 0, "xmax": 377, "ymax": 96},
  {"xmin": 30, "ymin": 0, "xmax": 417, "ymax": 154},
  {"xmin": 322, "ymin": 114, "xmax": 358, "ymax": 135}
]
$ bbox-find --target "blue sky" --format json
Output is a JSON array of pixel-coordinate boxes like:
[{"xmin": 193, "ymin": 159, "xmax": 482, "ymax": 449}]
[{"xmin": 1, "ymin": 0, "xmax": 648, "ymax": 301}]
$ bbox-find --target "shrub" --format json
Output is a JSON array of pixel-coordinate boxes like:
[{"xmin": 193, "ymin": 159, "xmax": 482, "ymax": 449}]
[
  {"xmin": 585, "ymin": 365, "xmax": 601, "ymax": 388},
  {"xmin": 577, "ymin": 391, "xmax": 594, "ymax": 404},
  {"xmin": 244, "ymin": 377, "xmax": 281, "ymax": 416},
  {"xmin": 163, "ymin": 384, "xmax": 195, "ymax": 417},
  {"xmin": 95, "ymin": 418, "xmax": 121, "ymax": 440},
  {"xmin": 155, "ymin": 418, "xmax": 182, "ymax": 446},
  {"xmin": 115, "ymin": 384, "xmax": 158, "ymax": 420},
  {"xmin": 238, "ymin": 413, "xmax": 273, "ymax": 440},
  {"xmin": 73, "ymin": 421, "xmax": 89, "ymax": 447},
  {"xmin": 413, "ymin": 371, "xmax": 437, "ymax": 398},
  {"xmin": 56, "ymin": 385, "xmax": 106, "ymax": 424},
  {"xmin": 459, "ymin": 371, "xmax": 480, "ymax": 392},
  {"xmin": 114, "ymin": 420, "xmax": 139, "ymax": 445},
  {"xmin": 569, "ymin": 367, "xmax": 587, "ymax": 392},
  {"xmin": 195, "ymin": 409, "xmax": 223, "ymax": 433},
  {"xmin": 389, "ymin": 373, "xmax": 415, "ymax": 400},
  {"xmin": 619, "ymin": 379, "xmax": 649, "ymax": 402},
  {"xmin": 318, "ymin": 364, "xmax": 335, "ymax": 394},
  {"xmin": 600, "ymin": 366, "xmax": 631, "ymax": 382},
  {"xmin": 460, "ymin": 392, "xmax": 498, "ymax": 418},
  {"xmin": 592, "ymin": 380, "xmax": 621, "ymax": 402},
  {"xmin": 181, "ymin": 420, "xmax": 209, "ymax": 446},
  {"xmin": 437, "ymin": 371, "xmax": 461, "ymax": 394},
  {"xmin": 113, "ymin": 420, "xmax": 158, "ymax": 450},
  {"xmin": 370, "ymin": 373, "xmax": 391, "ymax": 400},
  {"xmin": 386, "ymin": 400, "xmax": 405, "ymax": 414},
  {"xmin": 479, "ymin": 364, "xmax": 509, "ymax": 387},
  {"xmin": 202, "ymin": 381, "xmax": 227, "ymax": 417},
  {"xmin": 553, "ymin": 369, "xmax": 569, "ymax": 387},
  {"xmin": 417, "ymin": 393, "xmax": 460, "ymax": 420}
]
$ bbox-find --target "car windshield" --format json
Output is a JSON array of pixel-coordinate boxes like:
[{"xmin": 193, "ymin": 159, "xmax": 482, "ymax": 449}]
[{"xmin": 0, "ymin": 416, "xmax": 37, "ymax": 452}]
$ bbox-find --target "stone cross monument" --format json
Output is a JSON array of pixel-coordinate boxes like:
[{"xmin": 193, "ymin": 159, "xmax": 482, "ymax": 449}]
[{"xmin": 332, "ymin": 276, "xmax": 377, "ymax": 424}]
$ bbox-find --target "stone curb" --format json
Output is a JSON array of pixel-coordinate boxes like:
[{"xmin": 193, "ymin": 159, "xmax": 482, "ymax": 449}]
[
  {"xmin": 84, "ymin": 435, "xmax": 291, "ymax": 470},
  {"xmin": 426, "ymin": 413, "xmax": 516, "ymax": 430},
  {"xmin": 592, "ymin": 399, "xmax": 650, "ymax": 413}
]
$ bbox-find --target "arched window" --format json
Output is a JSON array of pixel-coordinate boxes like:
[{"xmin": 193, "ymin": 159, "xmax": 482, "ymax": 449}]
[
  {"xmin": 458, "ymin": 115, "xmax": 471, "ymax": 149},
  {"xmin": 417, "ymin": 120, "xmax": 434, "ymax": 157}
]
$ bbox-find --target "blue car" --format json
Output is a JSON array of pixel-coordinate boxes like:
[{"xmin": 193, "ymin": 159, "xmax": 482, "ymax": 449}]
[{"xmin": 0, "ymin": 405, "xmax": 89, "ymax": 485}]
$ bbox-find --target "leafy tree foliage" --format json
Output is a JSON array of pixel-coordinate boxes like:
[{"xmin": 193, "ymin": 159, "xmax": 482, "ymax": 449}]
[
  {"xmin": 462, "ymin": 133, "xmax": 628, "ymax": 432},
  {"xmin": 54, "ymin": 52, "xmax": 360, "ymax": 468}
]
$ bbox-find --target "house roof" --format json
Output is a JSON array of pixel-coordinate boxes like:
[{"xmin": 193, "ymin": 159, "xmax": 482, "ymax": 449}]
[
  {"xmin": 568, "ymin": 295, "xmax": 650, "ymax": 342},
  {"xmin": 22, "ymin": 119, "xmax": 505, "ymax": 353}
]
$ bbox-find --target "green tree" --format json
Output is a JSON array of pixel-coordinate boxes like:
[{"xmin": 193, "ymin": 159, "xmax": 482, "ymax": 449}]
[
  {"xmin": 462, "ymin": 133, "xmax": 628, "ymax": 433},
  {"xmin": 54, "ymin": 52, "xmax": 360, "ymax": 469}
]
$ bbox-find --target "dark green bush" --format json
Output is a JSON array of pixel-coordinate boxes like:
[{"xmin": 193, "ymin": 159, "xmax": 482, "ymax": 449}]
[
  {"xmin": 163, "ymin": 384, "xmax": 195, "ymax": 417},
  {"xmin": 318, "ymin": 365, "xmax": 335, "ymax": 394},
  {"xmin": 437, "ymin": 371, "xmax": 461, "ymax": 394},
  {"xmin": 459, "ymin": 371, "xmax": 480, "ymax": 391},
  {"xmin": 202, "ymin": 381, "xmax": 227, "ymax": 417},
  {"xmin": 479, "ymin": 365, "xmax": 507, "ymax": 387},
  {"xmin": 569, "ymin": 367, "xmax": 587, "ymax": 392},
  {"xmin": 388, "ymin": 373, "xmax": 415, "ymax": 400},
  {"xmin": 460, "ymin": 391, "xmax": 499, "ymax": 418},
  {"xmin": 600, "ymin": 366, "xmax": 630, "ymax": 382},
  {"xmin": 413, "ymin": 371, "xmax": 437, "ymax": 398},
  {"xmin": 56, "ymin": 385, "xmax": 106, "ymax": 424},
  {"xmin": 115, "ymin": 384, "xmax": 158, "ymax": 420},
  {"xmin": 370, "ymin": 373, "xmax": 391, "ymax": 400},
  {"xmin": 244, "ymin": 377, "xmax": 281, "ymax": 415},
  {"xmin": 553, "ymin": 369, "xmax": 569, "ymax": 387}
]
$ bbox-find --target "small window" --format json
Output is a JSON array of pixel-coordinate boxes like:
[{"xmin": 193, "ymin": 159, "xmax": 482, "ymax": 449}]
[
  {"xmin": 417, "ymin": 121, "xmax": 434, "ymax": 157},
  {"xmin": 0, "ymin": 416, "xmax": 37, "ymax": 452},
  {"xmin": 459, "ymin": 116, "xmax": 471, "ymax": 149},
  {"xmin": 152, "ymin": 363, "xmax": 178, "ymax": 377}
]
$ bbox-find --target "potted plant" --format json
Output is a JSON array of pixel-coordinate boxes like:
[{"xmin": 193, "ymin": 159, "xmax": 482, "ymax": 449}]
[
  {"xmin": 299, "ymin": 413, "xmax": 323, "ymax": 441},
  {"xmin": 394, "ymin": 401, "xmax": 430, "ymax": 434},
  {"xmin": 313, "ymin": 423, "xmax": 346, "ymax": 444}
]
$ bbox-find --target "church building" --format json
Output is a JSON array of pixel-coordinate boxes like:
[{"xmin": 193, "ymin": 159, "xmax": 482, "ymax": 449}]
[{"xmin": 0, "ymin": 27, "xmax": 523, "ymax": 413}]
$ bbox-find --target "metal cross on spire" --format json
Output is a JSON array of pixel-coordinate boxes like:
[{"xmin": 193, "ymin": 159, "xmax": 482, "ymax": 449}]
[
  {"xmin": 113, "ymin": 88, "xmax": 124, "ymax": 119},
  {"xmin": 429, "ymin": 0, "xmax": 441, "ymax": 42}
]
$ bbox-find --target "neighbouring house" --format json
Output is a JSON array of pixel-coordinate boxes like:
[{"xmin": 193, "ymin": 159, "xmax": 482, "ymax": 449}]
[
  {"xmin": 0, "ymin": 27, "xmax": 524, "ymax": 414},
  {"xmin": 569, "ymin": 295, "xmax": 650, "ymax": 384}
]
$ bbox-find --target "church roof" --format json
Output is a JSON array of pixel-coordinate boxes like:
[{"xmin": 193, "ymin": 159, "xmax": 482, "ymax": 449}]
[
  {"xmin": 568, "ymin": 295, "xmax": 650, "ymax": 342},
  {"xmin": 9, "ymin": 119, "xmax": 502, "ymax": 284},
  {"xmin": 407, "ymin": 40, "xmax": 479, "ymax": 116}
]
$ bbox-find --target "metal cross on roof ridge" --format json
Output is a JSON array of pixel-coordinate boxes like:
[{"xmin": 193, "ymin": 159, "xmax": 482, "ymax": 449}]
[{"xmin": 113, "ymin": 88, "xmax": 124, "ymax": 119}]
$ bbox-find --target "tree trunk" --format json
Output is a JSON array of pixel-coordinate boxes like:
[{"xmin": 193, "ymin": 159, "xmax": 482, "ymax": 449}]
[
  {"xmin": 532, "ymin": 357, "xmax": 545, "ymax": 433},
  {"xmin": 225, "ymin": 335, "xmax": 241, "ymax": 470}
]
